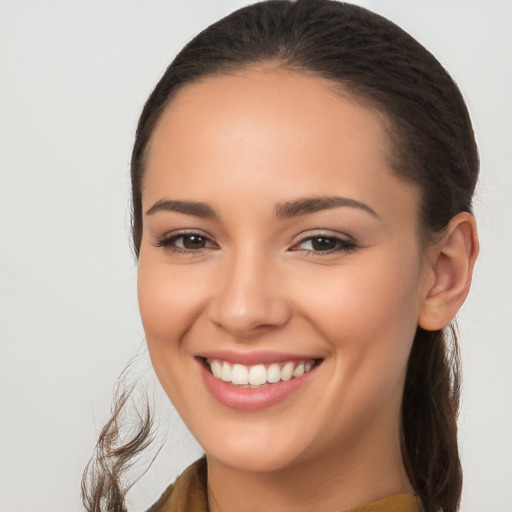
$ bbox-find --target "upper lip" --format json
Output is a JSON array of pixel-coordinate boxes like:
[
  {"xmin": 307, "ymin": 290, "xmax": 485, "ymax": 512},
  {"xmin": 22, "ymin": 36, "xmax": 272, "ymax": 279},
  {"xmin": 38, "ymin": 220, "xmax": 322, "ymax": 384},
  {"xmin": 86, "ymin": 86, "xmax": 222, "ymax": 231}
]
[{"xmin": 197, "ymin": 350, "xmax": 321, "ymax": 366}]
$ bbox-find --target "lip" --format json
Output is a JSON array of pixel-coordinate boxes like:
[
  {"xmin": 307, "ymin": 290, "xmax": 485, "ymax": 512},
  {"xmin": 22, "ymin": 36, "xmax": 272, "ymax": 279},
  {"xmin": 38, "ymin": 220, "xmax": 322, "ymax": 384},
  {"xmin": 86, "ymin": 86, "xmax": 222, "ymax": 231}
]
[
  {"xmin": 196, "ymin": 354, "xmax": 321, "ymax": 411},
  {"xmin": 198, "ymin": 349, "xmax": 318, "ymax": 366}
]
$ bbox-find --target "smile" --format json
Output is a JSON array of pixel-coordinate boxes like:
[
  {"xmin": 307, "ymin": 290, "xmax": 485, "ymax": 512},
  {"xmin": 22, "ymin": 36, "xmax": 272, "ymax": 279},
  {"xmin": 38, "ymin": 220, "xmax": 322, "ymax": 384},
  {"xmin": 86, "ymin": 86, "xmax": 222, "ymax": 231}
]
[
  {"xmin": 206, "ymin": 359, "xmax": 316, "ymax": 387},
  {"xmin": 198, "ymin": 355, "xmax": 322, "ymax": 410}
]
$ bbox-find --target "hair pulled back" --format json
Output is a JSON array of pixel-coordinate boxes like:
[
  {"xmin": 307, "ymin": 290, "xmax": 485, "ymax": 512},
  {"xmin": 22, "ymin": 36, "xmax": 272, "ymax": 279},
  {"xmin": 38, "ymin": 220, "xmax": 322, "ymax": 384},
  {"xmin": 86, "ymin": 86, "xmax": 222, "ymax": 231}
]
[{"xmin": 83, "ymin": 2, "xmax": 478, "ymax": 511}]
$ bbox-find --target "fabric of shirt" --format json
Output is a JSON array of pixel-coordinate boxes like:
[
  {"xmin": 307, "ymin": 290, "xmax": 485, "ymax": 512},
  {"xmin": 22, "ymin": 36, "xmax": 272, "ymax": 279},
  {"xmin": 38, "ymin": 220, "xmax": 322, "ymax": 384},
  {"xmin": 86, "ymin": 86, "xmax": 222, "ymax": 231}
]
[{"xmin": 146, "ymin": 457, "xmax": 420, "ymax": 512}]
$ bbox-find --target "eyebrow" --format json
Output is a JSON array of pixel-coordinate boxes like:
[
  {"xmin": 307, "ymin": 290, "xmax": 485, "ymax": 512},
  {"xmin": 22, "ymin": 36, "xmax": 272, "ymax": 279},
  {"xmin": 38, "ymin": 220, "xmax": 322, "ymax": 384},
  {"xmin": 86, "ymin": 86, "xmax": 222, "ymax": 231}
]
[
  {"xmin": 145, "ymin": 199, "xmax": 218, "ymax": 218},
  {"xmin": 274, "ymin": 196, "xmax": 379, "ymax": 219},
  {"xmin": 145, "ymin": 195, "xmax": 378, "ymax": 220}
]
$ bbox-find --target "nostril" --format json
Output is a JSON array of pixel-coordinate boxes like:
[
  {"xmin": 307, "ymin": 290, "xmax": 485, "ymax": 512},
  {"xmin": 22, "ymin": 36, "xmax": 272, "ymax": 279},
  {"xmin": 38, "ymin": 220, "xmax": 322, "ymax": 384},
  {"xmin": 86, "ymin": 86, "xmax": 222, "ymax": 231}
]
[
  {"xmin": 207, "ymin": 265, "xmax": 292, "ymax": 336},
  {"xmin": 209, "ymin": 300, "xmax": 292, "ymax": 337}
]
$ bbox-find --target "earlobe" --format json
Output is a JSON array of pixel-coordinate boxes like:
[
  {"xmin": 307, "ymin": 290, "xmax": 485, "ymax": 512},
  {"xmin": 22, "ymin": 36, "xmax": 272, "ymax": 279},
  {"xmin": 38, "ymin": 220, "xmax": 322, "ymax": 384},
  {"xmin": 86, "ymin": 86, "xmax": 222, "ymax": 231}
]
[{"xmin": 418, "ymin": 212, "xmax": 479, "ymax": 331}]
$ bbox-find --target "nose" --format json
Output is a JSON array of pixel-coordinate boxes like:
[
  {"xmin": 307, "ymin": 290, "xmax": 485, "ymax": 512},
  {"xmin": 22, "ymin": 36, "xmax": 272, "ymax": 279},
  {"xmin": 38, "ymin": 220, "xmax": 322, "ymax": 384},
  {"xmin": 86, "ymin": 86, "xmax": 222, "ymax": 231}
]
[{"xmin": 208, "ymin": 249, "xmax": 291, "ymax": 339}]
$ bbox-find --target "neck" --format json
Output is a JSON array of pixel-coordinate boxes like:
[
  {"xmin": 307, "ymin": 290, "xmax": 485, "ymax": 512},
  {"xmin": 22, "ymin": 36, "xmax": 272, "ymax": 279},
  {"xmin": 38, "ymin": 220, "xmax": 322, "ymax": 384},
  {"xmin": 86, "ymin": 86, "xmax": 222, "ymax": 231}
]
[{"xmin": 206, "ymin": 423, "xmax": 413, "ymax": 512}]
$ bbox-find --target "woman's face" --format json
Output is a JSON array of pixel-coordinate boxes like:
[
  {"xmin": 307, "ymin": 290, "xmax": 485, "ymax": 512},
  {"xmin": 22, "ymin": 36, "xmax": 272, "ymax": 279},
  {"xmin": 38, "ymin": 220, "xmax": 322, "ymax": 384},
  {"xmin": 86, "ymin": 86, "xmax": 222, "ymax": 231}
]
[{"xmin": 138, "ymin": 69, "xmax": 431, "ymax": 474}]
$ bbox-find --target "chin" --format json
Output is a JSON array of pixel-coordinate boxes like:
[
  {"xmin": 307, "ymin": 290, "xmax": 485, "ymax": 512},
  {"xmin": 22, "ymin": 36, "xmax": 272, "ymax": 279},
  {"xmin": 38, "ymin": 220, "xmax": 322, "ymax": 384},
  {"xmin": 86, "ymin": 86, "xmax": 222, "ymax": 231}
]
[
  {"xmin": 207, "ymin": 446, "xmax": 301, "ymax": 474},
  {"xmin": 197, "ymin": 424, "xmax": 315, "ymax": 475}
]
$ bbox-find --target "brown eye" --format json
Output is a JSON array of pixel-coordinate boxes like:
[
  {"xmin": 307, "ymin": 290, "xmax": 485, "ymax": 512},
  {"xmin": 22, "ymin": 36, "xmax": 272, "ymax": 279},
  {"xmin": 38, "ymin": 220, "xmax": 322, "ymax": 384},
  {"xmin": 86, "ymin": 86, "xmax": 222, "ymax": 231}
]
[
  {"xmin": 180, "ymin": 234, "xmax": 208, "ymax": 249},
  {"xmin": 155, "ymin": 232, "xmax": 217, "ymax": 252},
  {"xmin": 294, "ymin": 235, "xmax": 357, "ymax": 254},
  {"xmin": 308, "ymin": 237, "xmax": 337, "ymax": 251}
]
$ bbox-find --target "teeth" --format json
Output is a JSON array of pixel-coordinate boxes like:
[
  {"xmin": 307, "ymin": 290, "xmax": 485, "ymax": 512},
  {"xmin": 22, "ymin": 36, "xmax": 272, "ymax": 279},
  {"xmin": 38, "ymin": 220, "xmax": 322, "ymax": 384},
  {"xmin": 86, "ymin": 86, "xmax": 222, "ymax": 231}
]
[
  {"xmin": 248, "ymin": 364, "xmax": 267, "ymax": 386},
  {"xmin": 281, "ymin": 362, "xmax": 294, "ymax": 381},
  {"xmin": 206, "ymin": 358, "xmax": 316, "ymax": 386},
  {"xmin": 232, "ymin": 364, "xmax": 249, "ymax": 385},
  {"xmin": 210, "ymin": 360, "xmax": 222, "ymax": 379},
  {"xmin": 221, "ymin": 361, "xmax": 232, "ymax": 382},
  {"xmin": 267, "ymin": 363, "xmax": 281, "ymax": 383},
  {"xmin": 293, "ymin": 363, "xmax": 305, "ymax": 378}
]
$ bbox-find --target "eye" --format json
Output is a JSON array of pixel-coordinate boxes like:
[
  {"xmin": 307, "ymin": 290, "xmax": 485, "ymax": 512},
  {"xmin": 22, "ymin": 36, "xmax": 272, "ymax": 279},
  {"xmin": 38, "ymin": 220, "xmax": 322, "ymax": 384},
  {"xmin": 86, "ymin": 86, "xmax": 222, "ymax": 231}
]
[
  {"xmin": 155, "ymin": 231, "xmax": 218, "ymax": 253},
  {"xmin": 292, "ymin": 234, "xmax": 357, "ymax": 254}
]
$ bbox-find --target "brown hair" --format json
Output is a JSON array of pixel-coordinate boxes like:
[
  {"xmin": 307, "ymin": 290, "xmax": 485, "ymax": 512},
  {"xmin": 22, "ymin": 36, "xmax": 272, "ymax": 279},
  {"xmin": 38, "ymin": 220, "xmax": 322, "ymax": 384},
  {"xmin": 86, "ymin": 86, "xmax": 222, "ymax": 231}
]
[{"xmin": 83, "ymin": 1, "xmax": 478, "ymax": 511}]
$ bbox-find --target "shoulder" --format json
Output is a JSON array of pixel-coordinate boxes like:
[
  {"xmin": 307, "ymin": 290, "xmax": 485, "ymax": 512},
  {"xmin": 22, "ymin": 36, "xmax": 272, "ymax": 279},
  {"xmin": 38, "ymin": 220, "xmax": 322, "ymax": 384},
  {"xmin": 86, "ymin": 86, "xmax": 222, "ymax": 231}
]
[
  {"xmin": 343, "ymin": 493, "xmax": 420, "ymax": 512},
  {"xmin": 146, "ymin": 457, "xmax": 208, "ymax": 512}
]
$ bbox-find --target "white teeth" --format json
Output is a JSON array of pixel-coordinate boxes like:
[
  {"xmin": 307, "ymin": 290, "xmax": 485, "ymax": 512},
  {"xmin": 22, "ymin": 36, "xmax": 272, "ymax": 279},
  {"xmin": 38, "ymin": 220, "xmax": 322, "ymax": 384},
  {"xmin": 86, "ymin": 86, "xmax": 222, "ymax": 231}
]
[
  {"xmin": 248, "ymin": 364, "xmax": 267, "ymax": 386},
  {"xmin": 281, "ymin": 362, "xmax": 294, "ymax": 381},
  {"xmin": 210, "ymin": 360, "xmax": 222, "ymax": 379},
  {"xmin": 293, "ymin": 363, "xmax": 305, "ymax": 378},
  {"xmin": 267, "ymin": 363, "xmax": 281, "ymax": 383},
  {"xmin": 232, "ymin": 364, "xmax": 249, "ymax": 385},
  {"xmin": 221, "ymin": 361, "xmax": 232, "ymax": 382},
  {"xmin": 206, "ymin": 358, "xmax": 316, "ymax": 386}
]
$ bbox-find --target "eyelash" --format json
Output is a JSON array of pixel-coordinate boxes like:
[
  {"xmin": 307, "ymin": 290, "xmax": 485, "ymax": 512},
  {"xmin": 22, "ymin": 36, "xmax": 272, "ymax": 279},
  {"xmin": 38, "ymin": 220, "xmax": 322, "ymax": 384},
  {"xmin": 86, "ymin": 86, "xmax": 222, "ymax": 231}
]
[
  {"xmin": 154, "ymin": 231, "xmax": 218, "ymax": 255},
  {"xmin": 154, "ymin": 231, "xmax": 358, "ymax": 256},
  {"xmin": 292, "ymin": 235, "xmax": 357, "ymax": 254}
]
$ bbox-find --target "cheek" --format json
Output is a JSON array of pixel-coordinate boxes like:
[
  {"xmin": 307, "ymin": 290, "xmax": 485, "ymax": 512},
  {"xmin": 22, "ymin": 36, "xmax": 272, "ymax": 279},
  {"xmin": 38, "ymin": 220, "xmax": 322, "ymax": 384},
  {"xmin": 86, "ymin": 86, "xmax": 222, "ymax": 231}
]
[
  {"xmin": 137, "ymin": 259, "xmax": 206, "ymax": 349},
  {"xmin": 294, "ymin": 253, "xmax": 422, "ymax": 358},
  {"xmin": 137, "ymin": 258, "xmax": 211, "ymax": 412},
  {"xmin": 296, "ymin": 256, "xmax": 423, "ymax": 432}
]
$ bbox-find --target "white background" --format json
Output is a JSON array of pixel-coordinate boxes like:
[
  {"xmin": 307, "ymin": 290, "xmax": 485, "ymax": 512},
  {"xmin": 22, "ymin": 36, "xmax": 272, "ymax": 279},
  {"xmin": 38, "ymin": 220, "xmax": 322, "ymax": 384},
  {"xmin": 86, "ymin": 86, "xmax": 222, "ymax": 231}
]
[{"xmin": 0, "ymin": 1, "xmax": 511, "ymax": 511}]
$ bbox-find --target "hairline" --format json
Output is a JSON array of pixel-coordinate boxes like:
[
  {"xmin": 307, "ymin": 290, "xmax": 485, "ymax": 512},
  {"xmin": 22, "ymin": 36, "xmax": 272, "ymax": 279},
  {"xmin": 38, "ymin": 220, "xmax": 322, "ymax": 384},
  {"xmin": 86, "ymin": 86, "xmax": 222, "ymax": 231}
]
[{"xmin": 136, "ymin": 59, "xmax": 432, "ymax": 253}]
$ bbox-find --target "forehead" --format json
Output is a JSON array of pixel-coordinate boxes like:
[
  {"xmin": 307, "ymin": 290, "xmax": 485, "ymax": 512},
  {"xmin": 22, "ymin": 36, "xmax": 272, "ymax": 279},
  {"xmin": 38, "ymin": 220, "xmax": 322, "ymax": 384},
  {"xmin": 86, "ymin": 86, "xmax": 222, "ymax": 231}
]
[
  {"xmin": 147, "ymin": 68, "xmax": 391, "ymax": 170},
  {"xmin": 143, "ymin": 68, "xmax": 418, "ymax": 223}
]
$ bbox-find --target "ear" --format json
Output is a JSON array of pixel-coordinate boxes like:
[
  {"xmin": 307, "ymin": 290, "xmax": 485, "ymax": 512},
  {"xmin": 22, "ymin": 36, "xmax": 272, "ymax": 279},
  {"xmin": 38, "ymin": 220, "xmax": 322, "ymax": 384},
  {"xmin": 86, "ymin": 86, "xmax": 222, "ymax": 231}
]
[{"xmin": 418, "ymin": 212, "xmax": 479, "ymax": 331}]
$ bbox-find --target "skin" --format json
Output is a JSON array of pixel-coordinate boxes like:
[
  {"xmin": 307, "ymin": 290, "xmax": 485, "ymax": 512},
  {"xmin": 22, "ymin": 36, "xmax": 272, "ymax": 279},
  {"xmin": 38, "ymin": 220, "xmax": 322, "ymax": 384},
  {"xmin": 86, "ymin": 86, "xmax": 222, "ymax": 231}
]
[{"xmin": 137, "ymin": 68, "xmax": 476, "ymax": 512}]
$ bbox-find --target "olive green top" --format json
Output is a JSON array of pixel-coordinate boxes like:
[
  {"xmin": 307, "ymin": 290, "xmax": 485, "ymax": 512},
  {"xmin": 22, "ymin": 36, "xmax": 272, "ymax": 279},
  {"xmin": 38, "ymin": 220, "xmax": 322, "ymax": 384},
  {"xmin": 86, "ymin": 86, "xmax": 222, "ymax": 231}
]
[{"xmin": 147, "ymin": 458, "xmax": 420, "ymax": 512}]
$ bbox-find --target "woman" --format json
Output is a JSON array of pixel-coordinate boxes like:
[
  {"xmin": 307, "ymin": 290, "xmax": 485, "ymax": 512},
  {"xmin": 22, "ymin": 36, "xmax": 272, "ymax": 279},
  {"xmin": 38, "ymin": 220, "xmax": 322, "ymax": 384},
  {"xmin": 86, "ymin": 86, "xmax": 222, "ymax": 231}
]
[{"xmin": 83, "ymin": 1, "xmax": 479, "ymax": 511}]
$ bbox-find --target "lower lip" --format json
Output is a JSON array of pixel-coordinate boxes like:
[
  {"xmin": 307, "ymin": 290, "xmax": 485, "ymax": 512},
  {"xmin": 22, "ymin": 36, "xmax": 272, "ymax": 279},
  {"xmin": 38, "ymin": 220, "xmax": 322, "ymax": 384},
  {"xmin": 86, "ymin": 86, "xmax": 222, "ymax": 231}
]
[{"xmin": 198, "ymin": 359, "xmax": 316, "ymax": 411}]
